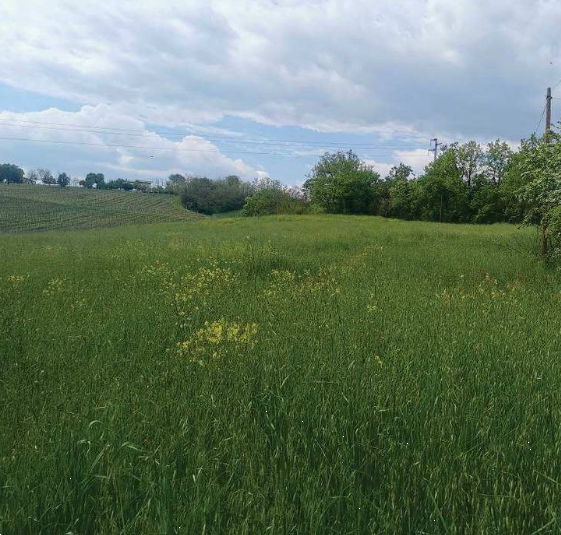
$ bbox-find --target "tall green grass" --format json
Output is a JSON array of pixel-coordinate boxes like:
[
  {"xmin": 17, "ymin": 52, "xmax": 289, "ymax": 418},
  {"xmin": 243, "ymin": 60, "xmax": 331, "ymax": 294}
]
[
  {"xmin": 1, "ymin": 215, "xmax": 560, "ymax": 534},
  {"xmin": 0, "ymin": 184, "xmax": 202, "ymax": 233}
]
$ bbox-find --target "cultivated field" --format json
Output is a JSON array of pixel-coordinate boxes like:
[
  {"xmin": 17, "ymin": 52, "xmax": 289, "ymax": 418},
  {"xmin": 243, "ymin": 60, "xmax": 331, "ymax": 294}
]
[
  {"xmin": 1, "ymin": 216, "xmax": 560, "ymax": 534},
  {"xmin": 0, "ymin": 184, "xmax": 202, "ymax": 232}
]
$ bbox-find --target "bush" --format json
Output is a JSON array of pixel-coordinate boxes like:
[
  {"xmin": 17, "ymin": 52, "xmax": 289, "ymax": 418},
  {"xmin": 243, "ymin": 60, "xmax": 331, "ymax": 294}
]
[
  {"xmin": 180, "ymin": 176, "xmax": 253, "ymax": 215},
  {"xmin": 242, "ymin": 188, "xmax": 307, "ymax": 217},
  {"xmin": 547, "ymin": 206, "xmax": 561, "ymax": 260}
]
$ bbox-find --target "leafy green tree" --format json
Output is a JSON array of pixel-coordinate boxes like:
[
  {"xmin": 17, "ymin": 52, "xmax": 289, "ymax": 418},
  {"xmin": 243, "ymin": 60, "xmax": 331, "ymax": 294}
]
[
  {"xmin": 470, "ymin": 177, "xmax": 503, "ymax": 224},
  {"xmin": 166, "ymin": 174, "xmax": 187, "ymax": 193},
  {"xmin": 448, "ymin": 141, "xmax": 483, "ymax": 188},
  {"xmin": 485, "ymin": 140, "xmax": 512, "ymax": 185},
  {"xmin": 383, "ymin": 164, "xmax": 414, "ymax": 218},
  {"xmin": 253, "ymin": 177, "xmax": 283, "ymax": 191},
  {"xmin": 0, "ymin": 163, "xmax": 25, "ymax": 184},
  {"xmin": 180, "ymin": 176, "xmax": 252, "ymax": 215},
  {"xmin": 242, "ymin": 188, "xmax": 287, "ymax": 216},
  {"xmin": 57, "ymin": 172, "xmax": 70, "ymax": 187},
  {"xmin": 387, "ymin": 163, "xmax": 413, "ymax": 182},
  {"xmin": 132, "ymin": 181, "xmax": 152, "ymax": 193},
  {"xmin": 498, "ymin": 150, "xmax": 533, "ymax": 223},
  {"xmin": 413, "ymin": 150, "xmax": 470, "ymax": 222},
  {"xmin": 518, "ymin": 132, "xmax": 561, "ymax": 258},
  {"xmin": 304, "ymin": 151, "xmax": 381, "ymax": 214},
  {"xmin": 242, "ymin": 188, "xmax": 306, "ymax": 217},
  {"xmin": 80, "ymin": 173, "xmax": 105, "ymax": 189},
  {"xmin": 388, "ymin": 178, "xmax": 416, "ymax": 219}
]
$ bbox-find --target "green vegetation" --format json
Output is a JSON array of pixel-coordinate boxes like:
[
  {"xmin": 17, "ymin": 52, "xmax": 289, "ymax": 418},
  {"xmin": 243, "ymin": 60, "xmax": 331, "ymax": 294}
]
[
  {"xmin": 304, "ymin": 150, "xmax": 382, "ymax": 214},
  {"xmin": 241, "ymin": 187, "xmax": 307, "ymax": 216},
  {"xmin": 302, "ymin": 144, "xmax": 530, "ymax": 225},
  {"xmin": 180, "ymin": 175, "xmax": 252, "ymax": 215},
  {"xmin": 0, "ymin": 184, "xmax": 202, "ymax": 233},
  {"xmin": 0, "ymin": 163, "xmax": 25, "ymax": 184},
  {"xmin": 2, "ymin": 215, "xmax": 561, "ymax": 533}
]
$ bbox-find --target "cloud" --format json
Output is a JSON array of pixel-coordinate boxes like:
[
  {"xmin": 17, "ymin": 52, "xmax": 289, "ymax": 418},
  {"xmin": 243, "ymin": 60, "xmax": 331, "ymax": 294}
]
[
  {"xmin": 1, "ymin": 0, "xmax": 559, "ymax": 142},
  {"xmin": 0, "ymin": 105, "xmax": 265, "ymax": 180},
  {"xmin": 393, "ymin": 149, "xmax": 433, "ymax": 175},
  {"xmin": 364, "ymin": 149, "xmax": 433, "ymax": 177},
  {"xmin": 363, "ymin": 159, "xmax": 394, "ymax": 178}
]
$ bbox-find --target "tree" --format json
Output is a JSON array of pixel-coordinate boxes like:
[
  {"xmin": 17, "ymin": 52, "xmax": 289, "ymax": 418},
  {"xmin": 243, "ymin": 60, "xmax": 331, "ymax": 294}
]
[
  {"xmin": 57, "ymin": 172, "xmax": 70, "ymax": 187},
  {"xmin": 253, "ymin": 176, "xmax": 283, "ymax": 191},
  {"xmin": 166, "ymin": 174, "xmax": 187, "ymax": 192},
  {"xmin": 413, "ymin": 150, "xmax": 469, "ymax": 223},
  {"xmin": 449, "ymin": 141, "xmax": 483, "ymax": 188},
  {"xmin": 0, "ymin": 163, "xmax": 25, "ymax": 184},
  {"xmin": 243, "ymin": 188, "xmax": 288, "ymax": 216},
  {"xmin": 132, "ymin": 180, "xmax": 151, "ymax": 193},
  {"xmin": 518, "ymin": 132, "xmax": 561, "ymax": 258},
  {"xmin": 470, "ymin": 176, "xmax": 504, "ymax": 224},
  {"xmin": 27, "ymin": 169, "xmax": 39, "ymax": 184},
  {"xmin": 80, "ymin": 173, "xmax": 105, "ymax": 189},
  {"xmin": 37, "ymin": 168, "xmax": 56, "ymax": 185},
  {"xmin": 387, "ymin": 163, "xmax": 413, "ymax": 182},
  {"xmin": 499, "ymin": 149, "xmax": 534, "ymax": 223},
  {"xmin": 485, "ymin": 140, "xmax": 512, "ymax": 185},
  {"xmin": 179, "ymin": 176, "xmax": 254, "ymax": 214},
  {"xmin": 388, "ymin": 178, "xmax": 416, "ymax": 219},
  {"xmin": 304, "ymin": 151, "xmax": 382, "ymax": 214},
  {"xmin": 382, "ymin": 164, "xmax": 414, "ymax": 218},
  {"xmin": 242, "ymin": 187, "xmax": 306, "ymax": 216}
]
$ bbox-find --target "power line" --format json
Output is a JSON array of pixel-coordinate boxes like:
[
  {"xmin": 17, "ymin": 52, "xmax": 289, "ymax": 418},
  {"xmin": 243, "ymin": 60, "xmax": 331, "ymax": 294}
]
[
  {"xmin": 0, "ymin": 135, "xmax": 313, "ymax": 156},
  {"xmin": 535, "ymin": 104, "xmax": 547, "ymax": 135},
  {"xmin": 0, "ymin": 135, "xmax": 422, "ymax": 158},
  {"xmin": 0, "ymin": 117, "xmax": 424, "ymax": 149},
  {"xmin": 0, "ymin": 121, "xmax": 421, "ymax": 151}
]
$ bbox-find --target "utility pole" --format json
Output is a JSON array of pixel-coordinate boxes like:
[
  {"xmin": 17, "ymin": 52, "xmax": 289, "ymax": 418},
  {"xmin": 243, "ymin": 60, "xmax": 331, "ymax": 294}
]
[
  {"xmin": 429, "ymin": 138, "xmax": 442, "ymax": 164},
  {"xmin": 545, "ymin": 87, "xmax": 553, "ymax": 138}
]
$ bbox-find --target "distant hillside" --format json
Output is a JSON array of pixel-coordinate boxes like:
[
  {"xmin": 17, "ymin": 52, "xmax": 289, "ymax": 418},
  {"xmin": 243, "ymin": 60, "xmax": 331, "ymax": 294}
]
[{"xmin": 0, "ymin": 184, "xmax": 203, "ymax": 233}]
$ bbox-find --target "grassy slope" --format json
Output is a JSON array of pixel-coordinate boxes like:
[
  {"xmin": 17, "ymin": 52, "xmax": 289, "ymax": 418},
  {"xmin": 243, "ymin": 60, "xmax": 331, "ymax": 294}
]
[
  {"xmin": 0, "ymin": 184, "xmax": 202, "ymax": 232},
  {"xmin": 1, "ymin": 215, "xmax": 559, "ymax": 534}
]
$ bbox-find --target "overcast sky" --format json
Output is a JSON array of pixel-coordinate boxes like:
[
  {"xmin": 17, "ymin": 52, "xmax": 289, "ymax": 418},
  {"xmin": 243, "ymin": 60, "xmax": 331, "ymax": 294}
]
[{"xmin": 0, "ymin": 0, "xmax": 560, "ymax": 184}]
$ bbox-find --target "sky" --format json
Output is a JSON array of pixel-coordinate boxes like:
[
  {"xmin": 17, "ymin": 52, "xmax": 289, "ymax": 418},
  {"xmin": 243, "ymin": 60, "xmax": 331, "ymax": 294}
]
[{"xmin": 0, "ymin": 0, "xmax": 560, "ymax": 185}]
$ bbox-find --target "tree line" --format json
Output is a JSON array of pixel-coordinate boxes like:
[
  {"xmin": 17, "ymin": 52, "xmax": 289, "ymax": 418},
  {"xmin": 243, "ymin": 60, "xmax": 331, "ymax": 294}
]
[
  {"xmin": 304, "ymin": 140, "xmax": 524, "ymax": 224},
  {"xmin": 2, "ymin": 133, "xmax": 561, "ymax": 259},
  {"xmin": 162, "ymin": 138, "xmax": 534, "ymax": 224},
  {"xmin": 0, "ymin": 166, "xmax": 164, "ymax": 193}
]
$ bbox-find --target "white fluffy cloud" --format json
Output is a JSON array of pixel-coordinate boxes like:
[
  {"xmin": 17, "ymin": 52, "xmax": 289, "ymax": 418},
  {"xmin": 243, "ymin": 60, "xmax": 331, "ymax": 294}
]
[
  {"xmin": 364, "ymin": 160, "xmax": 394, "ymax": 178},
  {"xmin": 393, "ymin": 150, "xmax": 434, "ymax": 176},
  {"xmin": 0, "ymin": 105, "xmax": 265, "ymax": 180},
  {"xmin": 1, "ymin": 0, "xmax": 560, "ymax": 140}
]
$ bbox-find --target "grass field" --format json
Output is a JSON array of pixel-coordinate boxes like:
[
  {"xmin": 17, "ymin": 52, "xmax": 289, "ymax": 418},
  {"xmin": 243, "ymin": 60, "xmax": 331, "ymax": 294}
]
[
  {"xmin": 1, "ymin": 215, "xmax": 560, "ymax": 534},
  {"xmin": 0, "ymin": 184, "xmax": 202, "ymax": 232}
]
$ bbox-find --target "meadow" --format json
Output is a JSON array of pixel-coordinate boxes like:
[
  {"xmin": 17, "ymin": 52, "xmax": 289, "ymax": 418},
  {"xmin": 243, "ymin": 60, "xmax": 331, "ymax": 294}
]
[
  {"xmin": 0, "ymin": 184, "xmax": 202, "ymax": 232},
  {"xmin": 1, "ymin": 215, "xmax": 561, "ymax": 534}
]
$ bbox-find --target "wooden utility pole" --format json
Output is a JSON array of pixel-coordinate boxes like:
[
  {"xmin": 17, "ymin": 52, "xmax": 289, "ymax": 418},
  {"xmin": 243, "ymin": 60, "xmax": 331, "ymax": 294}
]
[
  {"xmin": 429, "ymin": 138, "xmax": 442, "ymax": 164},
  {"xmin": 545, "ymin": 87, "xmax": 552, "ymax": 137}
]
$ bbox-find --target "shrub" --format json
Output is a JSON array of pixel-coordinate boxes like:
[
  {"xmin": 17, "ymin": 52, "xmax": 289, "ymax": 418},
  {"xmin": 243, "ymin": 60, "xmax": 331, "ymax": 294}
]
[
  {"xmin": 242, "ymin": 188, "xmax": 307, "ymax": 217},
  {"xmin": 546, "ymin": 206, "xmax": 561, "ymax": 260},
  {"xmin": 179, "ymin": 176, "xmax": 253, "ymax": 215}
]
